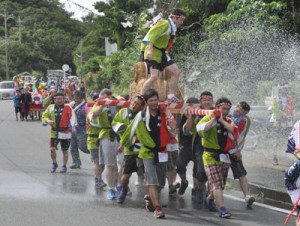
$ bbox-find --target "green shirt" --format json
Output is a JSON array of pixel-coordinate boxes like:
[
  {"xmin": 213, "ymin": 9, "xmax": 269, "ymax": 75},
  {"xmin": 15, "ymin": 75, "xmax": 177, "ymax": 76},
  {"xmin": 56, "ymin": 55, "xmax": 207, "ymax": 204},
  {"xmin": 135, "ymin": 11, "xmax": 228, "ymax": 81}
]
[
  {"xmin": 97, "ymin": 106, "xmax": 119, "ymax": 141},
  {"xmin": 120, "ymin": 112, "xmax": 156, "ymax": 159},
  {"xmin": 197, "ymin": 115, "xmax": 224, "ymax": 166},
  {"xmin": 112, "ymin": 108, "xmax": 137, "ymax": 156},
  {"xmin": 86, "ymin": 104, "xmax": 101, "ymax": 150},
  {"xmin": 41, "ymin": 104, "xmax": 76, "ymax": 139},
  {"xmin": 141, "ymin": 20, "xmax": 171, "ymax": 63}
]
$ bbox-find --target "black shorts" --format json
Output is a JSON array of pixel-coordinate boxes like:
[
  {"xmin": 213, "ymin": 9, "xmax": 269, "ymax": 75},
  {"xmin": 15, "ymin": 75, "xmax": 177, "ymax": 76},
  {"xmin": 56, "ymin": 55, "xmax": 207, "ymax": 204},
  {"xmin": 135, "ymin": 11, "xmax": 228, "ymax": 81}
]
[
  {"xmin": 145, "ymin": 59, "xmax": 174, "ymax": 72},
  {"xmin": 176, "ymin": 145, "xmax": 195, "ymax": 174},
  {"xmin": 50, "ymin": 138, "xmax": 71, "ymax": 151},
  {"xmin": 123, "ymin": 155, "xmax": 142, "ymax": 175},
  {"xmin": 194, "ymin": 143, "xmax": 207, "ymax": 183},
  {"xmin": 230, "ymin": 155, "xmax": 247, "ymax": 179}
]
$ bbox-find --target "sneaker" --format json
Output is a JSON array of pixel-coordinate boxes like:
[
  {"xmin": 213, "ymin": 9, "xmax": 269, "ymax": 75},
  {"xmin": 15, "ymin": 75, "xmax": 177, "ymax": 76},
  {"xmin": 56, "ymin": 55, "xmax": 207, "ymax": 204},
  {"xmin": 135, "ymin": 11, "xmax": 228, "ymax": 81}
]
[
  {"xmin": 70, "ymin": 164, "xmax": 80, "ymax": 169},
  {"xmin": 117, "ymin": 187, "xmax": 128, "ymax": 204},
  {"xmin": 178, "ymin": 180, "xmax": 188, "ymax": 195},
  {"xmin": 168, "ymin": 96, "xmax": 182, "ymax": 103},
  {"xmin": 115, "ymin": 185, "xmax": 122, "ymax": 194},
  {"xmin": 205, "ymin": 196, "xmax": 217, "ymax": 212},
  {"xmin": 107, "ymin": 188, "xmax": 116, "ymax": 200},
  {"xmin": 195, "ymin": 188, "xmax": 204, "ymax": 204},
  {"xmin": 153, "ymin": 206, "xmax": 165, "ymax": 219},
  {"xmin": 60, "ymin": 165, "xmax": 67, "ymax": 173},
  {"xmin": 95, "ymin": 178, "xmax": 107, "ymax": 188},
  {"xmin": 245, "ymin": 195, "xmax": 255, "ymax": 206},
  {"xmin": 169, "ymin": 185, "xmax": 177, "ymax": 195},
  {"xmin": 50, "ymin": 162, "xmax": 58, "ymax": 173},
  {"xmin": 144, "ymin": 195, "xmax": 155, "ymax": 212},
  {"xmin": 218, "ymin": 207, "xmax": 232, "ymax": 218},
  {"xmin": 174, "ymin": 182, "xmax": 180, "ymax": 189}
]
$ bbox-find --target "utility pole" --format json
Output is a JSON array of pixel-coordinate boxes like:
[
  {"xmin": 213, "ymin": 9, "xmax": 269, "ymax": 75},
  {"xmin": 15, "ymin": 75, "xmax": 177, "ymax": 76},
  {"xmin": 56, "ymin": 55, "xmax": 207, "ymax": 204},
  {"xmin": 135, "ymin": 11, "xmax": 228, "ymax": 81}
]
[
  {"xmin": 4, "ymin": 10, "xmax": 9, "ymax": 80},
  {"xmin": 0, "ymin": 10, "xmax": 14, "ymax": 80},
  {"xmin": 80, "ymin": 39, "xmax": 83, "ymax": 80},
  {"xmin": 18, "ymin": 15, "xmax": 22, "ymax": 42}
]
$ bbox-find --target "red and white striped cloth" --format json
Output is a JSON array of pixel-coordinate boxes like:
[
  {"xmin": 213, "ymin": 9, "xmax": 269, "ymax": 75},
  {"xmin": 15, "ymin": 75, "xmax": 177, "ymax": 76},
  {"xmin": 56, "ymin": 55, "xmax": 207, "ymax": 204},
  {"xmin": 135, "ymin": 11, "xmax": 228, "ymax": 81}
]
[{"xmin": 86, "ymin": 99, "xmax": 216, "ymax": 116}]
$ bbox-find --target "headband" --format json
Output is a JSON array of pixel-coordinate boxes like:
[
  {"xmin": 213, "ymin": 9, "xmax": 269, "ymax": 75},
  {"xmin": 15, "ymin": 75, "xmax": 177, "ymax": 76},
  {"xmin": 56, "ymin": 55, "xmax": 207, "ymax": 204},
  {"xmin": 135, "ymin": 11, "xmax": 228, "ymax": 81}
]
[
  {"xmin": 135, "ymin": 94, "xmax": 146, "ymax": 105},
  {"xmin": 200, "ymin": 95, "xmax": 213, "ymax": 100},
  {"xmin": 171, "ymin": 15, "xmax": 186, "ymax": 20},
  {"xmin": 216, "ymin": 102, "xmax": 231, "ymax": 108}
]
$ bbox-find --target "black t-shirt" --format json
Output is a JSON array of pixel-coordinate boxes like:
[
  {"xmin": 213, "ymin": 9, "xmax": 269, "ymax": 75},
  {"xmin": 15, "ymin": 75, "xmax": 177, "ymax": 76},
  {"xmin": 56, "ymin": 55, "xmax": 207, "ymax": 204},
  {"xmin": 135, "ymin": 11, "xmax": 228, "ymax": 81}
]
[
  {"xmin": 216, "ymin": 121, "xmax": 228, "ymax": 150},
  {"xmin": 179, "ymin": 114, "xmax": 192, "ymax": 147},
  {"xmin": 149, "ymin": 112, "xmax": 160, "ymax": 148},
  {"xmin": 54, "ymin": 105, "xmax": 64, "ymax": 129}
]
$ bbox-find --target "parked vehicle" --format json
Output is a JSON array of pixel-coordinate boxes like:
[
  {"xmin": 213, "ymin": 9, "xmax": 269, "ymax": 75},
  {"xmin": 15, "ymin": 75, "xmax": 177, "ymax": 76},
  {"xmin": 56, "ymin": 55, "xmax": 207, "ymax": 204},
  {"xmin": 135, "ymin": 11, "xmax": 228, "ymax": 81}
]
[{"xmin": 0, "ymin": 81, "xmax": 15, "ymax": 99}]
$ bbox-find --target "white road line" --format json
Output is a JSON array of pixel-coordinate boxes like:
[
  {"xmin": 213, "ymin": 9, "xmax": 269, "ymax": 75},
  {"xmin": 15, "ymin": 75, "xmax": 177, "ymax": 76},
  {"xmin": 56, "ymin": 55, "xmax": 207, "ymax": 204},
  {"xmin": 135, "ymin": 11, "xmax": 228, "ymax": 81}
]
[{"xmin": 224, "ymin": 193, "xmax": 295, "ymax": 215}]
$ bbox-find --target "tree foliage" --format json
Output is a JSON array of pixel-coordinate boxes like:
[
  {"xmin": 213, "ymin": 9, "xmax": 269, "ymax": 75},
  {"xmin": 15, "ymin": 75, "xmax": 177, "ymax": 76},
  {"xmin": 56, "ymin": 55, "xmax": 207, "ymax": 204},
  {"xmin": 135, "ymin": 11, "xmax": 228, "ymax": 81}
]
[{"xmin": 0, "ymin": 0, "xmax": 86, "ymax": 80}]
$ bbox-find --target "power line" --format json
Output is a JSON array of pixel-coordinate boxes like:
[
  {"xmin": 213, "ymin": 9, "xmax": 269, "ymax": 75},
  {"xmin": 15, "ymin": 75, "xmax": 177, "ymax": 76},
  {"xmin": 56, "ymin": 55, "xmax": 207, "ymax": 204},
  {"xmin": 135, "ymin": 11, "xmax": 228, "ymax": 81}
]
[{"xmin": 63, "ymin": 0, "xmax": 96, "ymax": 14}]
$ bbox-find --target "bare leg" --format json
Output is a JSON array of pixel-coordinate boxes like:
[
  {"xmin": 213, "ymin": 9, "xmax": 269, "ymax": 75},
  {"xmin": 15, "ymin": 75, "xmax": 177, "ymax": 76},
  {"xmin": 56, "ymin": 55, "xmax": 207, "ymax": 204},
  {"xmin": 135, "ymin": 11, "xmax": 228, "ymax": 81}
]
[
  {"xmin": 165, "ymin": 64, "xmax": 181, "ymax": 97},
  {"xmin": 213, "ymin": 188, "xmax": 224, "ymax": 209},
  {"xmin": 166, "ymin": 169, "xmax": 177, "ymax": 186},
  {"xmin": 142, "ymin": 68, "xmax": 159, "ymax": 93},
  {"xmin": 94, "ymin": 162, "xmax": 105, "ymax": 180},
  {"xmin": 239, "ymin": 176, "xmax": 250, "ymax": 197},
  {"xmin": 50, "ymin": 148, "xmax": 57, "ymax": 162},
  {"xmin": 121, "ymin": 174, "xmax": 131, "ymax": 188},
  {"xmin": 106, "ymin": 164, "xmax": 118, "ymax": 188},
  {"xmin": 148, "ymin": 185, "xmax": 160, "ymax": 207},
  {"xmin": 62, "ymin": 150, "xmax": 68, "ymax": 165}
]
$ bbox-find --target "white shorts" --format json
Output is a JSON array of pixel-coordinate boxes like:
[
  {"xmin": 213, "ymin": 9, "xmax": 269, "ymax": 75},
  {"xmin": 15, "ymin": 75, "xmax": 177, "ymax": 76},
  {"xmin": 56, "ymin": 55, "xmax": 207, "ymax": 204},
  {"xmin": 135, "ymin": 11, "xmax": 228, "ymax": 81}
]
[{"xmin": 99, "ymin": 138, "xmax": 119, "ymax": 165}]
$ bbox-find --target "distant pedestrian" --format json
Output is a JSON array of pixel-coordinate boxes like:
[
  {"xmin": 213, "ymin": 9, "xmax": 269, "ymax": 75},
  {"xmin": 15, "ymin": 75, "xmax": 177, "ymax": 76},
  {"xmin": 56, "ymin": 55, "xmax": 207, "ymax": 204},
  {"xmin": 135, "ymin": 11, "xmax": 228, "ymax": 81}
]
[
  {"xmin": 13, "ymin": 89, "xmax": 22, "ymax": 121},
  {"xmin": 20, "ymin": 87, "xmax": 32, "ymax": 121}
]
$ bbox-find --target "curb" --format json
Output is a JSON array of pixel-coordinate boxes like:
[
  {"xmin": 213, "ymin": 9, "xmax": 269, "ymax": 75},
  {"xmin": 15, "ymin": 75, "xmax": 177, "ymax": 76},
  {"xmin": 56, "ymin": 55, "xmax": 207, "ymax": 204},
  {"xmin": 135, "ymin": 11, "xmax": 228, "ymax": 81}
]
[{"xmin": 227, "ymin": 178, "xmax": 292, "ymax": 205}]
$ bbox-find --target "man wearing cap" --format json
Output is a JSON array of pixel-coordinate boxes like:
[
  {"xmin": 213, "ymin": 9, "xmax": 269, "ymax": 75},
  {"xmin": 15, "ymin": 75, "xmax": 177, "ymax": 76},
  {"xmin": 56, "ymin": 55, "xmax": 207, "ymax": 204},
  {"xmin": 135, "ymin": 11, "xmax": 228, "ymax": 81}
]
[
  {"xmin": 42, "ymin": 92, "xmax": 76, "ymax": 173},
  {"xmin": 229, "ymin": 101, "xmax": 255, "ymax": 206},
  {"xmin": 141, "ymin": 8, "xmax": 186, "ymax": 102}
]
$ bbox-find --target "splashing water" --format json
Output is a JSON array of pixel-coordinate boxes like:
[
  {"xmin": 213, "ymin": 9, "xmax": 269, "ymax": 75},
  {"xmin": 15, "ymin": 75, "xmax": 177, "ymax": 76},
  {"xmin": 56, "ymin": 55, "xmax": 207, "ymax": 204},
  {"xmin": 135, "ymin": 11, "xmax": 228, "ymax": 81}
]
[{"xmin": 182, "ymin": 27, "xmax": 300, "ymax": 104}]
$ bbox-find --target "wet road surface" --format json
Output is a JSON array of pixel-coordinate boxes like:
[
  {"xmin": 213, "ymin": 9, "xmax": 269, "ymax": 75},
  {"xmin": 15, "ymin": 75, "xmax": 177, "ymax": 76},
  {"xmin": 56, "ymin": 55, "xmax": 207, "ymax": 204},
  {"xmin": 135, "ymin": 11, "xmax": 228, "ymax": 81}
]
[{"xmin": 0, "ymin": 100, "xmax": 295, "ymax": 226}]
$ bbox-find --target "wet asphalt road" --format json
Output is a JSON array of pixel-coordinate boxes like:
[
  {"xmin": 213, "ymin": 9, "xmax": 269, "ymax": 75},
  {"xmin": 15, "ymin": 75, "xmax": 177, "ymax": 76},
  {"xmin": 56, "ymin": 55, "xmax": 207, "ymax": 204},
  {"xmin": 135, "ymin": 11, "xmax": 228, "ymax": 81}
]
[{"xmin": 0, "ymin": 100, "xmax": 295, "ymax": 226}]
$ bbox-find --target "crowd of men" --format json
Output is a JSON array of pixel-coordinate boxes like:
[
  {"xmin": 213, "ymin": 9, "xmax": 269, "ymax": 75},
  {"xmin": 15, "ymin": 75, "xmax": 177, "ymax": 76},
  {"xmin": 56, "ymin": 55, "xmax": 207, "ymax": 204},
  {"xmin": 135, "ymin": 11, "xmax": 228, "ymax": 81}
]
[{"xmin": 40, "ymin": 87, "xmax": 255, "ymax": 220}]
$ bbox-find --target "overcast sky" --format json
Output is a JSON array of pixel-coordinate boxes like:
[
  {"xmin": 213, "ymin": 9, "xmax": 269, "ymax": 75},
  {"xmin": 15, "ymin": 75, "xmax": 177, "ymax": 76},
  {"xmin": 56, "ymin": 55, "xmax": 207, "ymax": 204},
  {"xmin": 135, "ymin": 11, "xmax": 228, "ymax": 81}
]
[{"xmin": 59, "ymin": 0, "xmax": 99, "ymax": 20}]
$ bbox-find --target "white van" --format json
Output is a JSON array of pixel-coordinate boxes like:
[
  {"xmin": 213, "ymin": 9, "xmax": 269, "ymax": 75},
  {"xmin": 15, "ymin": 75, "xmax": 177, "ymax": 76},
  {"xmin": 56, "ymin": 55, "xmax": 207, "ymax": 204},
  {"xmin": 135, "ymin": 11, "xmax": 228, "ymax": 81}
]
[{"xmin": 0, "ymin": 81, "xmax": 15, "ymax": 99}]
